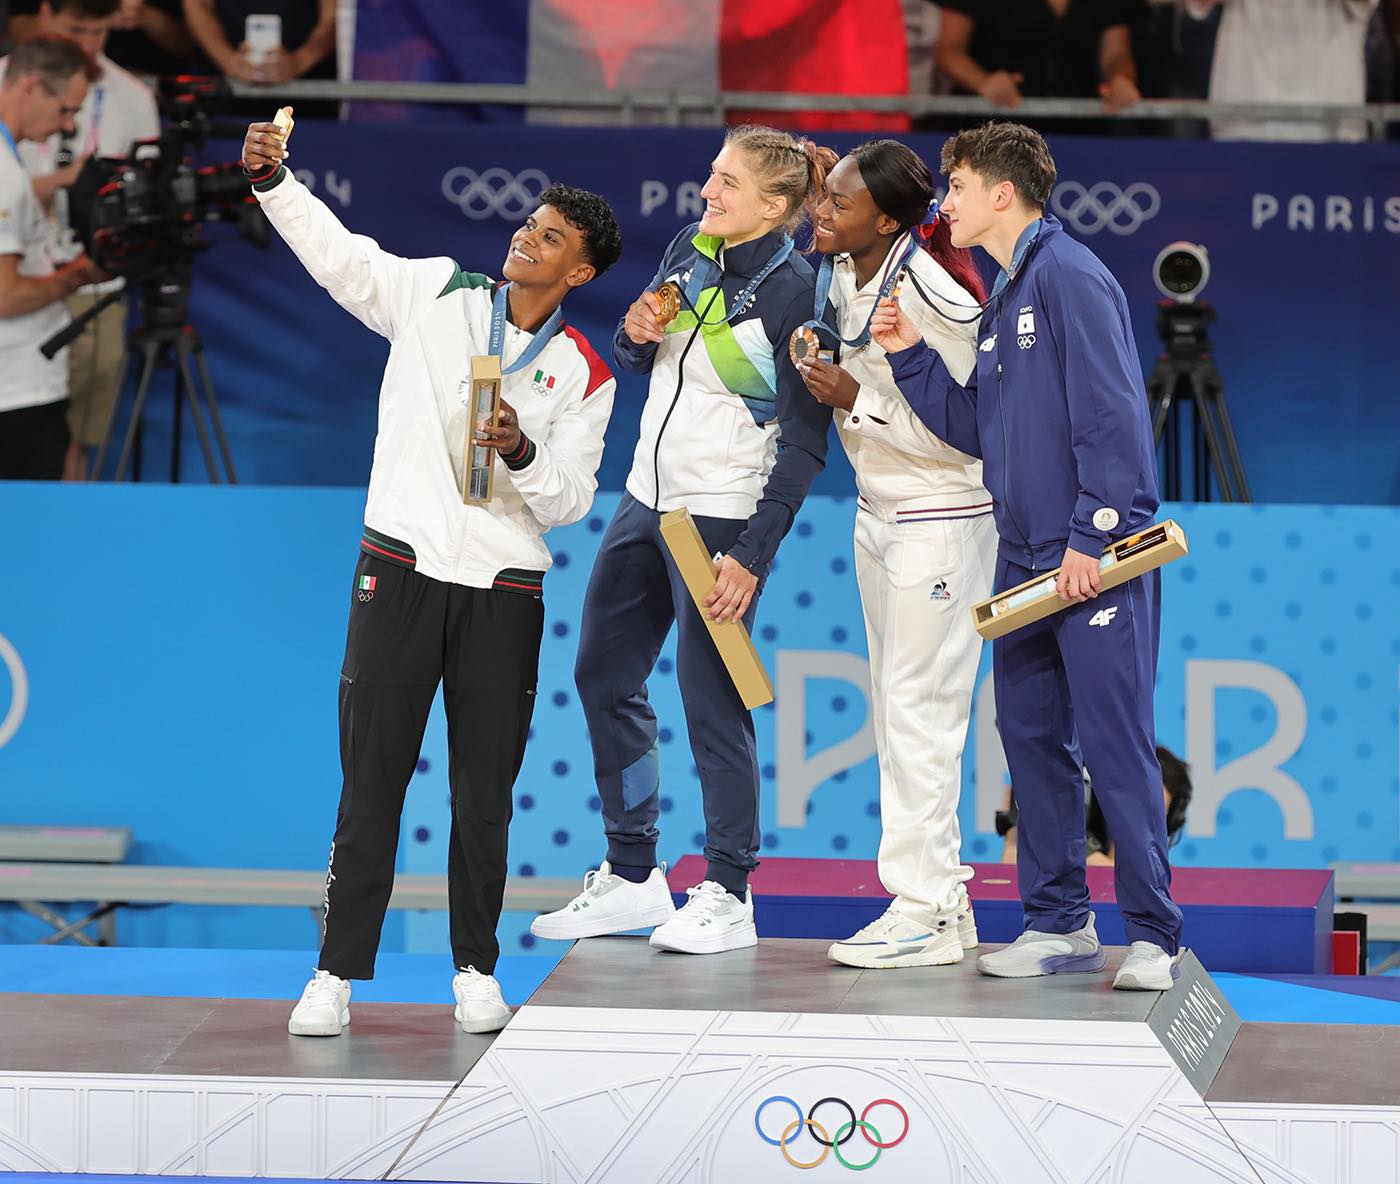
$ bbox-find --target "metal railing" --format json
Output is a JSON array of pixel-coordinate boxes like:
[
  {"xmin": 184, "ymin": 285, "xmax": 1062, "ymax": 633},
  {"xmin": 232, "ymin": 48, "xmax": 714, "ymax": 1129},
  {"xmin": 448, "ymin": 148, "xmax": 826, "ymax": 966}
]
[{"xmin": 231, "ymin": 79, "xmax": 1400, "ymax": 135}]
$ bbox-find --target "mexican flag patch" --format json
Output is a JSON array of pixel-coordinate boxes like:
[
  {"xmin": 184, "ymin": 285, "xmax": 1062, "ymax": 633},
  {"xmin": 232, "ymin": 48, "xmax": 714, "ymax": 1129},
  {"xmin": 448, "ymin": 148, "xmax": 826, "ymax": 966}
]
[
  {"xmin": 357, "ymin": 574, "xmax": 377, "ymax": 601},
  {"xmin": 532, "ymin": 369, "xmax": 556, "ymax": 394}
]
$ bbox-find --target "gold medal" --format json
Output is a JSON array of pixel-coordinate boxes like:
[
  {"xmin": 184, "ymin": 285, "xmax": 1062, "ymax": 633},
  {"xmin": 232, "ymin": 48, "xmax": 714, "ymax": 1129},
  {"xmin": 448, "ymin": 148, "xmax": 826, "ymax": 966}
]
[
  {"xmin": 654, "ymin": 281, "xmax": 682, "ymax": 325},
  {"xmin": 273, "ymin": 105, "xmax": 295, "ymax": 145},
  {"xmin": 789, "ymin": 325, "xmax": 820, "ymax": 367}
]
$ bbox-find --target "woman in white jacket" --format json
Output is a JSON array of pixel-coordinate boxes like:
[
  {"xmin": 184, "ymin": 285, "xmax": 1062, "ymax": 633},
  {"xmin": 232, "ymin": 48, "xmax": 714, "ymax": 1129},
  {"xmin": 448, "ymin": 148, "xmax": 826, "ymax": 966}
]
[{"xmin": 797, "ymin": 139, "xmax": 996, "ymax": 969}]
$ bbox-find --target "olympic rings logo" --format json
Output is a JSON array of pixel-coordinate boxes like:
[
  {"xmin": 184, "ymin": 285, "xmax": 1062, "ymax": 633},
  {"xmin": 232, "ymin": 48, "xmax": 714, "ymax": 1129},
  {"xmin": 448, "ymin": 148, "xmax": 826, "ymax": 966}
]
[
  {"xmin": 755, "ymin": 1095, "xmax": 909, "ymax": 1171},
  {"xmin": 1017, "ymin": 334, "xmax": 1036, "ymax": 349},
  {"xmin": 0, "ymin": 633, "xmax": 29, "ymax": 749},
  {"xmin": 441, "ymin": 166, "xmax": 551, "ymax": 221},
  {"xmin": 1051, "ymin": 181, "xmax": 1161, "ymax": 236}
]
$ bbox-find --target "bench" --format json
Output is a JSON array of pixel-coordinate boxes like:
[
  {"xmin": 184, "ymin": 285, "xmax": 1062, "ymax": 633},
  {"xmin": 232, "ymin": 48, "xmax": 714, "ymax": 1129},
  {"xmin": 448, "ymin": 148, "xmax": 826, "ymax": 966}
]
[
  {"xmin": 0, "ymin": 826, "xmax": 136, "ymax": 944},
  {"xmin": 0, "ymin": 863, "xmax": 576, "ymax": 947},
  {"xmin": 0, "ymin": 824, "xmax": 133, "ymax": 864}
]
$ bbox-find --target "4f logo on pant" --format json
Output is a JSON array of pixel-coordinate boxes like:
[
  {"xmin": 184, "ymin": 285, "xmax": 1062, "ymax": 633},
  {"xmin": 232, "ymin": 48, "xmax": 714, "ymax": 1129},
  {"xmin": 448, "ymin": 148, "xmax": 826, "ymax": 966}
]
[
  {"xmin": 1089, "ymin": 606, "xmax": 1118, "ymax": 627},
  {"xmin": 357, "ymin": 574, "xmax": 377, "ymax": 602}
]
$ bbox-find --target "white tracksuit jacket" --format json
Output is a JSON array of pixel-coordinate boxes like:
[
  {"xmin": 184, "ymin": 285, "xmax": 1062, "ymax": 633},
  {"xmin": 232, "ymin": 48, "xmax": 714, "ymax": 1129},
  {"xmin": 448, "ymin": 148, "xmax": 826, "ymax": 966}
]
[
  {"xmin": 253, "ymin": 166, "xmax": 615, "ymax": 590},
  {"xmin": 834, "ymin": 234, "xmax": 989, "ymax": 516}
]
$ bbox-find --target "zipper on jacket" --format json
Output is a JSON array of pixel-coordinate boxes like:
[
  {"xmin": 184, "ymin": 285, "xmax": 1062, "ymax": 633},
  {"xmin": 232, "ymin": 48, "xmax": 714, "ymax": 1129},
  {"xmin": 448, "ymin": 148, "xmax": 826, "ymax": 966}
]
[{"xmin": 651, "ymin": 277, "xmax": 723, "ymax": 511}]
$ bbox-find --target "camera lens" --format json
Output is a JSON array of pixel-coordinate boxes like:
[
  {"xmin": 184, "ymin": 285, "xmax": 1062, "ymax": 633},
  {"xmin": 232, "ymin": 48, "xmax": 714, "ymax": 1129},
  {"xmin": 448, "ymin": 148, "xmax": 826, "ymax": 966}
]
[
  {"xmin": 1159, "ymin": 252, "xmax": 1201, "ymax": 293},
  {"xmin": 1153, "ymin": 242, "xmax": 1210, "ymax": 302}
]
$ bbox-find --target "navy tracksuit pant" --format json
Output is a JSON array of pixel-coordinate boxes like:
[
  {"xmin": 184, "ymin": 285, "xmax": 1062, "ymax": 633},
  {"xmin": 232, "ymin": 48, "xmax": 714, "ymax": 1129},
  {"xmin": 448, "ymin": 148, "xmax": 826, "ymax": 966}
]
[
  {"xmin": 574, "ymin": 492, "xmax": 766, "ymax": 898},
  {"xmin": 993, "ymin": 556, "xmax": 1183, "ymax": 953}
]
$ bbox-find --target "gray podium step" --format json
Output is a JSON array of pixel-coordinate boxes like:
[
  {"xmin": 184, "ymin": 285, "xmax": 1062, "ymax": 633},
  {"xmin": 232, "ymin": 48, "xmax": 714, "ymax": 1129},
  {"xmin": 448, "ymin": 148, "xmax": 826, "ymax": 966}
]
[{"xmin": 0, "ymin": 992, "xmax": 492, "ymax": 1083}]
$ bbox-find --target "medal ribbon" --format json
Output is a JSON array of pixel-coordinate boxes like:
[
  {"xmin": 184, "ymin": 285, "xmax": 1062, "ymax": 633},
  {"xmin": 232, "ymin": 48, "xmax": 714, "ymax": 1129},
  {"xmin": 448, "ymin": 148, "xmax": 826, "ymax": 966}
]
[
  {"xmin": 681, "ymin": 236, "xmax": 795, "ymax": 324},
  {"xmin": 487, "ymin": 281, "xmax": 562, "ymax": 375},
  {"xmin": 804, "ymin": 230, "xmax": 919, "ymax": 349}
]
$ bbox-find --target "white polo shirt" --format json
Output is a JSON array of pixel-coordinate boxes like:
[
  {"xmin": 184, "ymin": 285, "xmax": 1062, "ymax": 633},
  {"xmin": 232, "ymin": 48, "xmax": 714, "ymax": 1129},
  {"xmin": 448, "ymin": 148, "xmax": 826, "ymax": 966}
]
[
  {"xmin": 0, "ymin": 53, "xmax": 159, "ymax": 286},
  {"xmin": 0, "ymin": 135, "xmax": 67, "ymax": 413}
]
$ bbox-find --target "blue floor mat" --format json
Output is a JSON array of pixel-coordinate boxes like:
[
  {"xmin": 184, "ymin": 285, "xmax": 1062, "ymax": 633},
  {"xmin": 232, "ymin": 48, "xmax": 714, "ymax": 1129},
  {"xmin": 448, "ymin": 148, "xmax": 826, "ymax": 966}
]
[
  {"xmin": 1213, "ymin": 972, "xmax": 1400, "ymax": 1025},
  {"xmin": 0, "ymin": 945, "xmax": 565, "ymax": 1007}
]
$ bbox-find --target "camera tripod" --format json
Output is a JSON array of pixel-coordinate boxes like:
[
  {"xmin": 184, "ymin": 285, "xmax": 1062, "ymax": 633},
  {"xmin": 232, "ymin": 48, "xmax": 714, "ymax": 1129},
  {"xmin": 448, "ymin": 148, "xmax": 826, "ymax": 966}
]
[
  {"xmin": 101, "ymin": 261, "xmax": 237, "ymax": 482},
  {"xmin": 47, "ymin": 260, "xmax": 238, "ymax": 483},
  {"xmin": 1145, "ymin": 301, "xmax": 1249, "ymax": 503}
]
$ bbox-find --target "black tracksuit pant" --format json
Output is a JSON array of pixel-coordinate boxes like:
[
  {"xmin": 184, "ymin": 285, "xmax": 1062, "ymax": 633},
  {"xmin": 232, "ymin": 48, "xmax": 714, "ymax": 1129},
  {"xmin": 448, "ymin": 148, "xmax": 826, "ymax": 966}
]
[{"xmin": 318, "ymin": 544, "xmax": 543, "ymax": 980}]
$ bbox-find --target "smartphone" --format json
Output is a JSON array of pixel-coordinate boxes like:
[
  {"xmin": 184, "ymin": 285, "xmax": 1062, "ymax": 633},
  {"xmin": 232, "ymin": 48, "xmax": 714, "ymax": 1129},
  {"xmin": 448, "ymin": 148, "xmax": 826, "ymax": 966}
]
[{"xmin": 245, "ymin": 13, "xmax": 283, "ymax": 66}]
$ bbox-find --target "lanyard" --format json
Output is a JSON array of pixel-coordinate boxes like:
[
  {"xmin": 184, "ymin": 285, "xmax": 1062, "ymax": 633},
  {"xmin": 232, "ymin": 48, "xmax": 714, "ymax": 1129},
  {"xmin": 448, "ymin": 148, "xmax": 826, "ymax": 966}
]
[
  {"xmin": 682, "ymin": 236, "xmax": 794, "ymax": 324},
  {"xmin": 807, "ymin": 232, "xmax": 919, "ymax": 349},
  {"xmin": 487, "ymin": 282, "xmax": 562, "ymax": 375},
  {"xmin": 84, "ymin": 85, "xmax": 105, "ymax": 157},
  {"xmin": 0, "ymin": 122, "xmax": 17, "ymax": 161}
]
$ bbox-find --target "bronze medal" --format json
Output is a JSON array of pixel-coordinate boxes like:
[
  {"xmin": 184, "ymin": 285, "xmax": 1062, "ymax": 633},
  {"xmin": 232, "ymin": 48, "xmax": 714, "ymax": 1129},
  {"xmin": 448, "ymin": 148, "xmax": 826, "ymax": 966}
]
[
  {"xmin": 654, "ymin": 281, "xmax": 682, "ymax": 325},
  {"xmin": 789, "ymin": 325, "xmax": 820, "ymax": 367}
]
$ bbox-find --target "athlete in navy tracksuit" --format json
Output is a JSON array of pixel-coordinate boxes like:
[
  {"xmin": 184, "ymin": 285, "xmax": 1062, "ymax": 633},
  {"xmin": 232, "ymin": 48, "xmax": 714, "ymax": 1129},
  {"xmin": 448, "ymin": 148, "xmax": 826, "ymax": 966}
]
[
  {"xmin": 873, "ymin": 122, "xmax": 1183, "ymax": 989},
  {"xmin": 531, "ymin": 127, "xmax": 833, "ymax": 956}
]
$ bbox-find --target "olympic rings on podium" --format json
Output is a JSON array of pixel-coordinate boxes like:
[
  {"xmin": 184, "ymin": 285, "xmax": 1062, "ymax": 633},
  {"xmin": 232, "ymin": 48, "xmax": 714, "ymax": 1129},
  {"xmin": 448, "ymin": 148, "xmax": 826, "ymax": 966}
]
[
  {"xmin": 754, "ymin": 1094, "xmax": 910, "ymax": 1170},
  {"xmin": 779, "ymin": 1118, "xmax": 833, "ymax": 1169}
]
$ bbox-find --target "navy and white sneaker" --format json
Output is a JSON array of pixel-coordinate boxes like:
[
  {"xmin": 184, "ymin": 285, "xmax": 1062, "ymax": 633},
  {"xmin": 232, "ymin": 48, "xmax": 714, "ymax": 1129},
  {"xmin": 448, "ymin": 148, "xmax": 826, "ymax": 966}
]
[
  {"xmin": 1113, "ymin": 942, "xmax": 1184, "ymax": 991},
  {"xmin": 649, "ymin": 881, "xmax": 757, "ymax": 954},
  {"xmin": 827, "ymin": 906, "xmax": 964, "ymax": 969},
  {"xmin": 976, "ymin": 912, "xmax": 1107, "ymax": 978}
]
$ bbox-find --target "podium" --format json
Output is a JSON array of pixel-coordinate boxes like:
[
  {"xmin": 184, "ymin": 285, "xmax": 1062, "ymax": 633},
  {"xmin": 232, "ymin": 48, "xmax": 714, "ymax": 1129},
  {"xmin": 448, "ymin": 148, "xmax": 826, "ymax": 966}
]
[{"xmin": 3, "ymin": 936, "xmax": 1397, "ymax": 1181}]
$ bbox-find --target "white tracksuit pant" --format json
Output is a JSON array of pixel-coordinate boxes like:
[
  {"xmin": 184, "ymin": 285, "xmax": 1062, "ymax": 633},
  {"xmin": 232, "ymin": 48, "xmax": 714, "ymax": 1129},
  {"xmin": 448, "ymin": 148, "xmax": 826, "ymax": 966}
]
[{"xmin": 854, "ymin": 504, "xmax": 996, "ymax": 922}]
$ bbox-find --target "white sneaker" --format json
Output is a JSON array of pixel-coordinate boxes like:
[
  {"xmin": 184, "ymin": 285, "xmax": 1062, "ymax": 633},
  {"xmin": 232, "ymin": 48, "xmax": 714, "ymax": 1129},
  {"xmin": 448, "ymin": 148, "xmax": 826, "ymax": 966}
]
[
  {"xmin": 530, "ymin": 860, "xmax": 677, "ymax": 940},
  {"xmin": 288, "ymin": 970, "xmax": 350, "ymax": 1036},
  {"xmin": 1113, "ymin": 942, "xmax": 1184, "ymax": 991},
  {"xmin": 649, "ymin": 880, "xmax": 758, "ymax": 955},
  {"xmin": 827, "ymin": 906, "xmax": 963, "ymax": 969},
  {"xmin": 452, "ymin": 966, "xmax": 513, "ymax": 1033},
  {"xmin": 976, "ymin": 913, "xmax": 1107, "ymax": 979},
  {"xmin": 956, "ymin": 885, "xmax": 979, "ymax": 950}
]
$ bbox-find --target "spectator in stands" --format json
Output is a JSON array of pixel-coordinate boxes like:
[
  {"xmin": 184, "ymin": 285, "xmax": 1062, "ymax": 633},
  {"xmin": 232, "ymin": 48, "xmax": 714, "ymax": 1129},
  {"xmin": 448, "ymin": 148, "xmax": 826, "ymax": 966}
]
[
  {"xmin": 182, "ymin": 0, "xmax": 333, "ymax": 95},
  {"xmin": 0, "ymin": 35, "xmax": 104, "ymax": 479},
  {"xmin": 8, "ymin": 0, "xmax": 192, "ymax": 79},
  {"xmin": 1189, "ymin": 0, "xmax": 1378, "ymax": 141},
  {"xmin": 105, "ymin": 0, "xmax": 193, "ymax": 77},
  {"xmin": 0, "ymin": 0, "xmax": 159, "ymax": 479},
  {"xmin": 1135, "ymin": 0, "xmax": 1219, "ymax": 100},
  {"xmin": 933, "ymin": 0, "xmax": 1149, "ymax": 114},
  {"xmin": 999, "ymin": 747, "xmax": 1193, "ymax": 864}
]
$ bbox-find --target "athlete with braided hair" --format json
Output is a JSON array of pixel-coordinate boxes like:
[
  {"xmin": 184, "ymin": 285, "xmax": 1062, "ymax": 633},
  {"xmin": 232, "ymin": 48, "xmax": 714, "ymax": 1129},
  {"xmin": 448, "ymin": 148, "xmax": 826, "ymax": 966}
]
[
  {"xmin": 533, "ymin": 125, "xmax": 834, "ymax": 956},
  {"xmin": 796, "ymin": 139, "xmax": 996, "ymax": 969}
]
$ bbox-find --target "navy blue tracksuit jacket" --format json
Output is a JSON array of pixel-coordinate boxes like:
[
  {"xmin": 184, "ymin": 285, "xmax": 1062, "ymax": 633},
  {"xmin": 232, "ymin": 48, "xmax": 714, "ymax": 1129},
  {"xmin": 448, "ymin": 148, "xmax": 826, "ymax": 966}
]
[{"xmin": 888, "ymin": 214, "xmax": 1183, "ymax": 952}]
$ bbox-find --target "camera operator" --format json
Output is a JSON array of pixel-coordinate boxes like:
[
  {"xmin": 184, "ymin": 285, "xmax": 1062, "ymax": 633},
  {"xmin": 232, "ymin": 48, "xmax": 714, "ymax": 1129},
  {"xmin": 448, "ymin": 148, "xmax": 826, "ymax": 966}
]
[
  {"xmin": 0, "ymin": 34, "xmax": 105, "ymax": 479},
  {"xmin": 1, "ymin": 0, "xmax": 158, "ymax": 480}
]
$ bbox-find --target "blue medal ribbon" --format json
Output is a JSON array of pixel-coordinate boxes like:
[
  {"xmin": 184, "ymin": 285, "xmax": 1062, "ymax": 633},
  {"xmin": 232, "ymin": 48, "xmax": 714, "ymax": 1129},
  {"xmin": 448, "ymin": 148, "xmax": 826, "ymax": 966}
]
[
  {"xmin": 487, "ymin": 281, "xmax": 562, "ymax": 375},
  {"xmin": 0, "ymin": 122, "xmax": 18, "ymax": 161},
  {"xmin": 805, "ymin": 230, "xmax": 920, "ymax": 350},
  {"xmin": 681, "ymin": 236, "xmax": 795, "ymax": 324}
]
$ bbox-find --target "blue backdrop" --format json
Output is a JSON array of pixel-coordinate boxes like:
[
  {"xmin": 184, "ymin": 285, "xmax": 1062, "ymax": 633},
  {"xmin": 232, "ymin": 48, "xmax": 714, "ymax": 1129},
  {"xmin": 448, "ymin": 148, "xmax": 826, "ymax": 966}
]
[
  {"xmin": 1, "ymin": 485, "xmax": 1397, "ymax": 954},
  {"xmin": 128, "ymin": 122, "xmax": 1400, "ymax": 502}
]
